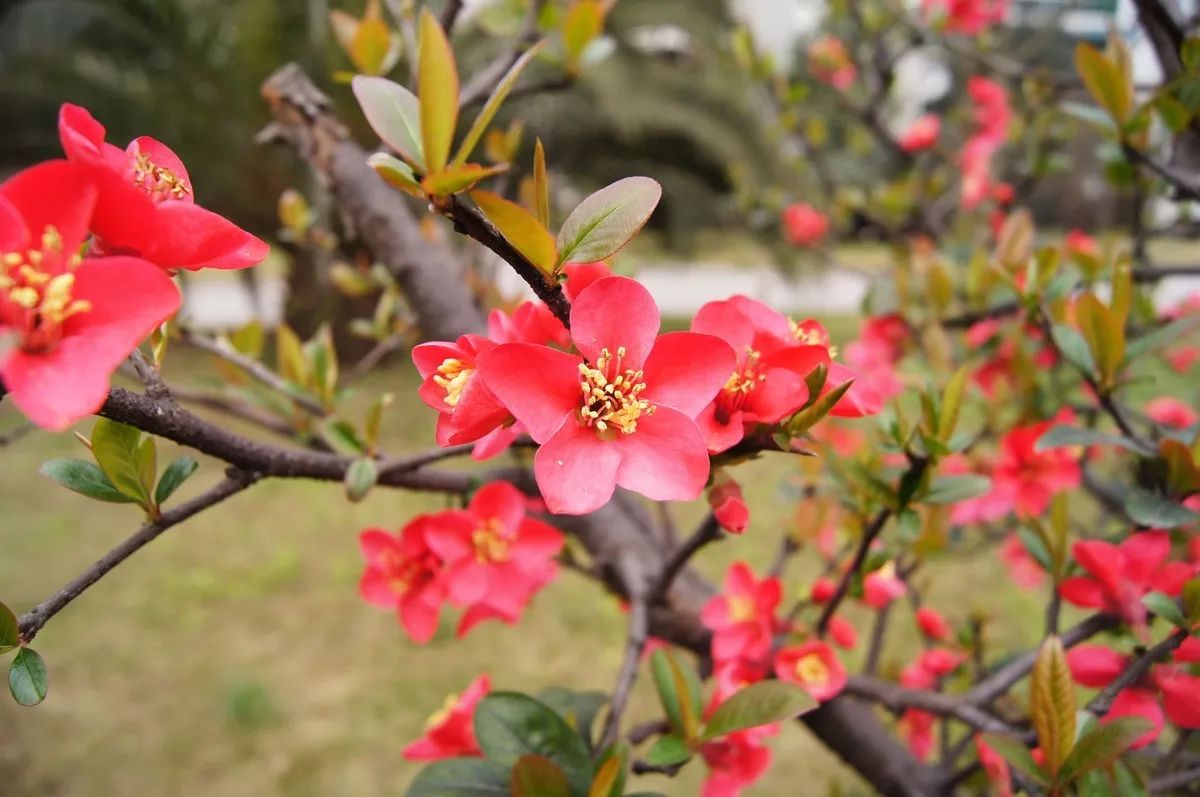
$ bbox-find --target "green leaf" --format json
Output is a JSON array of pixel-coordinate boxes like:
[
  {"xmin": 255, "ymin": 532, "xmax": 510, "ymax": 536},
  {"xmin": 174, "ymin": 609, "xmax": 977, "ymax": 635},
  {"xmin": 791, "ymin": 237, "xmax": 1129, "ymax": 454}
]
[
  {"xmin": 418, "ymin": 8, "xmax": 459, "ymax": 174},
  {"xmin": 1050, "ymin": 323, "xmax": 1097, "ymax": 375},
  {"xmin": 352, "ymin": 76, "xmax": 426, "ymax": 170},
  {"xmin": 937, "ymin": 367, "xmax": 969, "ymax": 443},
  {"xmin": 701, "ymin": 681, "xmax": 816, "ymax": 741},
  {"xmin": 1076, "ymin": 42, "xmax": 1131, "ymax": 125},
  {"xmin": 587, "ymin": 744, "xmax": 626, "ymax": 797},
  {"xmin": 533, "ymin": 138, "xmax": 550, "ymax": 228},
  {"xmin": 471, "ymin": 190, "xmax": 558, "ymax": 276},
  {"xmin": 642, "ymin": 735, "xmax": 691, "ymax": 767},
  {"xmin": 562, "ymin": 0, "xmax": 605, "ymax": 70},
  {"xmin": 556, "ymin": 177, "xmax": 662, "ymax": 265},
  {"xmin": 1031, "ymin": 635, "xmax": 1077, "ymax": 777},
  {"xmin": 453, "ymin": 42, "xmax": 545, "ymax": 167},
  {"xmin": 90, "ymin": 419, "xmax": 154, "ymax": 507},
  {"xmin": 1124, "ymin": 488, "xmax": 1200, "ymax": 528},
  {"xmin": 785, "ymin": 378, "xmax": 854, "ymax": 437},
  {"xmin": 1058, "ymin": 716, "xmax": 1154, "ymax": 784},
  {"xmin": 135, "ymin": 436, "xmax": 157, "ymax": 505},
  {"xmin": 980, "ymin": 734, "xmax": 1047, "ymax": 785},
  {"xmin": 368, "ymin": 152, "xmax": 424, "ymax": 197},
  {"xmin": 9, "ymin": 647, "xmax": 47, "ymax": 706},
  {"xmin": 473, "ymin": 692, "xmax": 592, "ymax": 796},
  {"xmin": 536, "ymin": 688, "xmax": 608, "ymax": 751},
  {"xmin": 1183, "ymin": 577, "xmax": 1200, "ymax": 624},
  {"xmin": 406, "ymin": 757, "xmax": 511, "ymax": 796},
  {"xmin": 510, "ymin": 755, "xmax": 572, "ymax": 797},
  {"xmin": 922, "ymin": 475, "xmax": 992, "ymax": 505},
  {"xmin": 0, "ymin": 601, "xmax": 18, "ymax": 655},
  {"xmin": 421, "ymin": 163, "xmax": 509, "ymax": 197},
  {"xmin": 344, "ymin": 457, "xmax": 378, "ymax": 503},
  {"xmin": 1074, "ymin": 293, "xmax": 1125, "ymax": 387},
  {"xmin": 39, "ymin": 459, "xmax": 137, "ymax": 504},
  {"xmin": 1125, "ymin": 315, "xmax": 1200, "ymax": 360},
  {"xmin": 1141, "ymin": 591, "xmax": 1187, "ymax": 628},
  {"xmin": 322, "ymin": 419, "xmax": 368, "ymax": 456},
  {"xmin": 1035, "ymin": 424, "xmax": 1151, "ymax": 455},
  {"xmin": 364, "ymin": 393, "xmax": 394, "ymax": 454},
  {"xmin": 649, "ymin": 649, "xmax": 703, "ymax": 741},
  {"xmin": 155, "ymin": 456, "xmax": 199, "ymax": 506}
]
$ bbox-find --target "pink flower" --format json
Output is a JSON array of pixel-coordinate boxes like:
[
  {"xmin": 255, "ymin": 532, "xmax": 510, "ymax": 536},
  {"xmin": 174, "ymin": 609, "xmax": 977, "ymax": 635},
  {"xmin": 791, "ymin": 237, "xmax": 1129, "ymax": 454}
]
[
  {"xmin": 413, "ymin": 334, "xmax": 512, "ymax": 447},
  {"xmin": 58, "ymin": 104, "xmax": 268, "ymax": 271},
  {"xmin": 899, "ymin": 114, "xmax": 941, "ymax": 153},
  {"xmin": 923, "ymin": 0, "xmax": 1009, "ymax": 34},
  {"xmin": 1167, "ymin": 345, "xmax": 1199, "ymax": 374},
  {"xmin": 561, "ymin": 261, "xmax": 611, "ymax": 300},
  {"xmin": 1002, "ymin": 534, "xmax": 1045, "ymax": 589},
  {"xmin": 709, "ymin": 476, "xmax": 750, "ymax": 534},
  {"xmin": 901, "ymin": 709, "xmax": 936, "ymax": 761},
  {"xmin": 1146, "ymin": 397, "xmax": 1197, "ymax": 429},
  {"xmin": 918, "ymin": 648, "xmax": 967, "ymax": 678},
  {"xmin": 975, "ymin": 736, "xmax": 1013, "ymax": 797},
  {"xmin": 699, "ymin": 730, "xmax": 773, "ymax": 797},
  {"xmin": 775, "ymin": 640, "xmax": 847, "ymax": 701},
  {"xmin": 960, "ymin": 136, "xmax": 999, "ymax": 210},
  {"xmin": 479, "ymin": 276, "xmax": 734, "ymax": 514},
  {"xmin": 808, "ymin": 36, "xmax": 857, "ymax": 90},
  {"xmin": 781, "ymin": 203, "xmax": 829, "ymax": 247},
  {"xmin": 968, "ymin": 77, "xmax": 1012, "ymax": 141},
  {"xmin": 488, "ymin": 300, "xmax": 569, "ymax": 349},
  {"xmin": 1060, "ymin": 531, "xmax": 1195, "ymax": 627},
  {"xmin": 827, "ymin": 615, "xmax": 858, "ymax": 650},
  {"xmin": 359, "ymin": 517, "xmax": 446, "ymax": 643},
  {"xmin": 690, "ymin": 297, "xmax": 829, "ymax": 452},
  {"xmin": 916, "ymin": 607, "xmax": 953, "ymax": 642},
  {"xmin": 862, "ymin": 562, "xmax": 906, "ymax": 608},
  {"xmin": 701, "ymin": 562, "xmax": 783, "ymax": 666},
  {"xmin": 810, "ymin": 577, "xmax": 837, "ymax": 604},
  {"xmin": 403, "ymin": 675, "xmax": 491, "ymax": 760},
  {"xmin": 0, "ymin": 160, "xmax": 181, "ymax": 430},
  {"xmin": 1064, "ymin": 229, "xmax": 1099, "ymax": 259},
  {"xmin": 1066, "ymin": 645, "xmax": 1164, "ymax": 747},
  {"xmin": 987, "ymin": 414, "xmax": 1082, "ymax": 517},
  {"xmin": 422, "ymin": 481, "xmax": 562, "ymax": 635}
]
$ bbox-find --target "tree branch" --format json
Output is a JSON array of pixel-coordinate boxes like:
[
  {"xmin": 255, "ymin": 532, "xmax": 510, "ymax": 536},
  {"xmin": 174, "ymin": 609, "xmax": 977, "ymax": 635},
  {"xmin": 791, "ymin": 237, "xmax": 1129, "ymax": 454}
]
[{"xmin": 649, "ymin": 514, "xmax": 722, "ymax": 605}]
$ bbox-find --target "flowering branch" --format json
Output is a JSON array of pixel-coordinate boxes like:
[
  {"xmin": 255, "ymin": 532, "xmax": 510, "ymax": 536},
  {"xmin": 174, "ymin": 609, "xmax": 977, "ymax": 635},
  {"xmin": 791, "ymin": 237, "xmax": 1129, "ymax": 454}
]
[{"xmin": 1085, "ymin": 629, "xmax": 1189, "ymax": 719}]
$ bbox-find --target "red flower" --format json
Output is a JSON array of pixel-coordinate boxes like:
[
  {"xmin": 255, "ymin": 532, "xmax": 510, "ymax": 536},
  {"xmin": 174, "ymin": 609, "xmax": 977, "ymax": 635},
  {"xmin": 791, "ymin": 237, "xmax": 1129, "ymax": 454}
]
[
  {"xmin": 413, "ymin": 334, "xmax": 512, "ymax": 447},
  {"xmin": 709, "ymin": 476, "xmax": 750, "ymax": 534},
  {"xmin": 359, "ymin": 517, "xmax": 445, "ymax": 643},
  {"xmin": 479, "ymin": 276, "xmax": 734, "ymax": 514},
  {"xmin": 781, "ymin": 203, "xmax": 829, "ymax": 247},
  {"xmin": 975, "ymin": 736, "xmax": 1013, "ymax": 797},
  {"xmin": 0, "ymin": 161, "xmax": 180, "ymax": 430},
  {"xmin": 488, "ymin": 300, "xmax": 569, "ymax": 349},
  {"xmin": 422, "ymin": 481, "xmax": 562, "ymax": 634},
  {"xmin": 1155, "ymin": 667, "xmax": 1200, "ymax": 728},
  {"xmin": 1066, "ymin": 645, "xmax": 1164, "ymax": 748},
  {"xmin": 808, "ymin": 36, "xmax": 857, "ymax": 90},
  {"xmin": 58, "ymin": 104, "xmax": 268, "ymax": 271},
  {"xmin": 986, "ymin": 414, "xmax": 1082, "ymax": 517},
  {"xmin": 699, "ymin": 730, "xmax": 773, "ymax": 797},
  {"xmin": 901, "ymin": 709, "xmax": 936, "ymax": 761},
  {"xmin": 810, "ymin": 577, "xmax": 837, "ymax": 604},
  {"xmin": 701, "ymin": 562, "xmax": 783, "ymax": 666},
  {"xmin": 775, "ymin": 640, "xmax": 847, "ymax": 702},
  {"xmin": 403, "ymin": 674, "xmax": 491, "ymax": 760},
  {"xmin": 923, "ymin": 0, "xmax": 1009, "ymax": 34},
  {"xmin": 1146, "ymin": 397, "xmax": 1198, "ymax": 429},
  {"xmin": 862, "ymin": 562, "xmax": 906, "ymax": 608},
  {"xmin": 690, "ymin": 298, "xmax": 828, "ymax": 452},
  {"xmin": 919, "ymin": 648, "xmax": 967, "ymax": 678},
  {"xmin": 1064, "ymin": 229, "xmax": 1099, "ymax": 259},
  {"xmin": 561, "ymin": 261, "xmax": 611, "ymax": 300},
  {"xmin": 899, "ymin": 114, "xmax": 941, "ymax": 153},
  {"xmin": 1167, "ymin": 345, "xmax": 1199, "ymax": 374},
  {"xmin": 1060, "ymin": 531, "xmax": 1195, "ymax": 626},
  {"xmin": 916, "ymin": 607, "xmax": 953, "ymax": 642},
  {"xmin": 827, "ymin": 615, "xmax": 858, "ymax": 650}
]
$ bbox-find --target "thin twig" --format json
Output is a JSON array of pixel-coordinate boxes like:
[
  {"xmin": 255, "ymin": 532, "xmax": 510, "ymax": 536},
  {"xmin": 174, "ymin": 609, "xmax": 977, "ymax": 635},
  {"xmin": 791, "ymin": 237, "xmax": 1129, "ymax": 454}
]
[
  {"xmin": 597, "ymin": 599, "xmax": 648, "ymax": 752},
  {"xmin": 179, "ymin": 329, "xmax": 328, "ymax": 417},
  {"xmin": 815, "ymin": 508, "xmax": 892, "ymax": 637},
  {"xmin": 863, "ymin": 603, "xmax": 892, "ymax": 677},
  {"xmin": 17, "ymin": 470, "xmax": 259, "ymax": 643},
  {"xmin": 649, "ymin": 514, "xmax": 722, "ymax": 604},
  {"xmin": 129, "ymin": 349, "xmax": 172, "ymax": 401},
  {"xmin": 1151, "ymin": 765, "xmax": 1200, "ymax": 794}
]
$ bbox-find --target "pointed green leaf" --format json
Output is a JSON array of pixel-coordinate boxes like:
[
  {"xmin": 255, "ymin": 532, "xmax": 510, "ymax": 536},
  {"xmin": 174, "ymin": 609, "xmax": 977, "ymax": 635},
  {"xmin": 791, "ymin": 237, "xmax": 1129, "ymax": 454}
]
[
  {"xmin": 453, "ymin": 41, "xmax": 545, "ymax": 167},
  {"xmin": 533, "ymin": 138, "xmax": 550, "ymax": 228},
  {"xmin": 1058, "ymin": 716, "xmax": 1154, "ymax": 784},
  {"xmin": 9, "ymin": 648, "xmax": 47, "ymax": 706},
  {"xmin": 368, "ymin": 152, "xmax": 424, "ymax": 197},
  {"xmin": 556, "ymin": 177, "xmax": 661, "ymax": 265},
  {"xmin": 40, "ymin": 459, "xmax": 137, "ymax": 504},
  {"xmin": 1074, "ymin": 292, "xmax": 1125, "ymax": 387},
  {"xmin": 471, "ymin": 190, "xmax": 558, "ymax": 276},
  {"xmin": 642, "ymin": 735, "xmax": 691, "ymax": 767},
  {"xmin": 1076, "ymin": 42, "xmax": 1131, "ymax": 125},
  {"xmin": 352, "ymin": 76, "xmax": 426, "ymax": 170},
  {"xmin": 473, "ymin": 692, "xmax": 592, "ymax": 796},
  {"xmin": 406, "ymin": 757, "xmax": 510, "ymax": 796},
  {"xmin": 1142, "ymin": 591, "xmax": 1187, "ymax": 627},
  {"xmin": 1050, "ymin": 323, "xmax": 1096, "ymax": 375},
  {"xmin": 1125, "ymin": 315, "xmax": 1200, "ymax": 360},
  {"xmin": 701, "ymin": 681, "xmax": 816, "ymax": 741},
  {"xmin": 155, "ymin": 456, "xmax": 199, "ymax": 506},
  {"xmin": 1035, "ymin": 424, "xmax": 1151, "ymax": 455},
  {"xmin": 421, "ymin": 163, "xmax": 509, "ymax": 197},
  {"xmin": 1125, "ymin": 488, "xmax": 1200, "ymax": 528},
  {"xmin": 980, "ymin": 733, "xmax": 1047, "ymax": 785},
  {"xmin": 90, "ymin": 419, "xmax": 153, "ymax": 506},
  {"xmin": 0, "ymin": 601, "xmax": 18, "ymax": 655},
  {"xmin": 587, "ymin": 743, "xmax": 626, "ymax": 797},
  {"xmin": 1030, "ymin": 635, "xmax": 1077, "ymax": 777},
  {"xmin": 562, "ymin": 0, "xmax": 605, "ymax": 70},
  {"xmin": 418, "ymin": 8, "xmax": 459, "ymax": 173}
]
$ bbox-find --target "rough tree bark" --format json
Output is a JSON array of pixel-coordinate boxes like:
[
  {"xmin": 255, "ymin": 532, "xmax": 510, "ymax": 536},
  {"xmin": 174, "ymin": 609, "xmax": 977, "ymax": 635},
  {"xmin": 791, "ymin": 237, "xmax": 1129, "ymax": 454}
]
[{"xmin": 257, "ymin": 62, "xmax": 948, "ymax": 795}]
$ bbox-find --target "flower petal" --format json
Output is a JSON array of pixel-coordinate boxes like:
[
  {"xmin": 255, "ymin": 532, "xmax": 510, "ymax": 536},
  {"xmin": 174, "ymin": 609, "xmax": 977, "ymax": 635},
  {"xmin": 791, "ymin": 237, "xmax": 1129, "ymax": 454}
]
[
  {"xmin": 478, "ymin": 342, "xmax": 580, "ymax": 443},
  {"xmin": 469, "ymin": 481, "xmax": 527, "ymax": 534},
  {"xmin": 144, "ymin": 201, "xmax": 269, "ymax": 270},
  {"xmin": 641, "ymin": 331, "xmax": 736, "ymax": 418},
  {"xmin": 614, "ymin": 406, "xmax": 710, "ymax": 502},
  {"xmin": 0, "ymin": 160, "xmax": 96, "ymax": 252},
  {"xmin": 533, "ymin": 420, "xmax": 621, "ymax": 514},
  {"xmin": 0, "ymin": 195, "xmax": 29, "ymax": 252},
  {"xmin": 570, "ymin": 276, "xmax": 659, "ymax": 369}
]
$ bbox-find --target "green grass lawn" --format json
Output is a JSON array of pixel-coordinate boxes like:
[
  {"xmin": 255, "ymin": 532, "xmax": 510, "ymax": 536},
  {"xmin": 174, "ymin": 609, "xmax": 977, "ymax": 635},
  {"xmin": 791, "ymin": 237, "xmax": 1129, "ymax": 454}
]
[{"xmin": 0, "ymin": 356, "xmax": 1069, "ymax": 797}]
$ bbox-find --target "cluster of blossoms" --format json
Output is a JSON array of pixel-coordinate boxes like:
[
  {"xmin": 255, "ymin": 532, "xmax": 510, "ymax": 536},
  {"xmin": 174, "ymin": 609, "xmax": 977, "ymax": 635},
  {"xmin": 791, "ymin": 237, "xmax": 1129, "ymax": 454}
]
[
  {"xmin": 0, "ymin": 105, "xmax": 266, "ymax": 429},
  {"xmin": 960, "ymin": 76, "xmax": 1012, "ymax": 209},
  {"xmin": 412, "ymin": 267, "xmax": 872, "ymax": 516},
  {"xmin": 807, "ymin": 36, "xmax": 857, "ymax": 91},
  {"xmin": 359, "ymin": 481, "xmax": 563, "ymax": 641}
]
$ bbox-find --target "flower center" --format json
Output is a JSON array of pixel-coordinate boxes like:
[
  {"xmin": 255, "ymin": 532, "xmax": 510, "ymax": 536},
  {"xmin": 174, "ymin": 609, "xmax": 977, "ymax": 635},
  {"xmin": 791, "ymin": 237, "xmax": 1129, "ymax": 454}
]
[
  {"xmin": 716, "ymin": 348, "xmax": 765, "ymax": 422},
  {"xmin": 434, "ymin": 358, "xmax": 473, "ymax": 408},
  {"xmin": 132, "ymin": 152, "xmax": 191, "ymax": 202},
  {"xmin": 381, "ymin": 548, "xmax": 437, "ymax": 594},
  {"xmin": 796, "ymin": 654, "xmax": 829, "ymax": 686},
  {"xmin": 471, "ymin": 519, "xmax": 509, "ymax": 563},
  {"xmin": 728, "ymin": 595, "xmax": 755, "ymax": 623},
  {"xmin": 424, "ymin": 692, "xmax": 460, "ymax": 729},
  {"xmin": 790, "ymin": 319, "xmax": 838, "ymax": 357},
  {"xmin": 0, "ymin": 226, "xmax": 90, "ymax": 353},
  {"xmin": 577, "ymin": 346, "xmax": 654, "ymax": 438}
]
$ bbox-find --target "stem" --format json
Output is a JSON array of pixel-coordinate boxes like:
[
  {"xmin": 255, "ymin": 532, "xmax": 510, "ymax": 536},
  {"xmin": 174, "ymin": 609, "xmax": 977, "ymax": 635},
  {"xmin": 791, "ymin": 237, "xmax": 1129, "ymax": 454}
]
[
  {"xmin": 597, "ymin": 598, "xmax": 648, "ymax": 753},
  {"xmin": 648, "ymin": 514, "xmax": 722, "ymax": 604}
]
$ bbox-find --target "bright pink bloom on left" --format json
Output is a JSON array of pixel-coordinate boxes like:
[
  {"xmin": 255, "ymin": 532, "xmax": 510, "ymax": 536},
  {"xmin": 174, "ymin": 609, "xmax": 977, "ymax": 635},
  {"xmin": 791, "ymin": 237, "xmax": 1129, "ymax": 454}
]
[
  {"xmin": 58, "ymin": 104, "xmax": 268, "ymax": 271},
  {"xmin": 1060, "ymin": 531, "xmax": 1195, "ymax": 627},
  {"xmin": 403, "ymin": 674, "xmax": 491, "ymax": 760},
  {"xmin": 862, "ymin": 562, "xmax": 906, "ymax": 609},
  {"xmin": 479, "ymin": 276, "xmax": 734, "ymax": 514},
  {"xmin": 775, "ymin": 640, "xmax": 847, "ymax": 702},
  {"xmin": 701, "ymin": 562, "xmax": 783, "ymax": 666},
  {"xmin": 0, "ymin": 160, "xmax": 181, "ymax": 430},
  {"xmin": 1146, "ymin": 397, "xmax": 1198, "ymax": 429},
  {"xmin": 422, "ymin": 481, "xmax": 562, "ymax": 634},
  {"xmin": 899, "ymin": 114, "xmax": 941, "ymax": 153},
  {"xmin": 781, "ymin": 203, "xmax": 829, "ymax": 247},
  {"xmin": 359, "ymin": 517, "xmax": 446, "ymax": 643}
]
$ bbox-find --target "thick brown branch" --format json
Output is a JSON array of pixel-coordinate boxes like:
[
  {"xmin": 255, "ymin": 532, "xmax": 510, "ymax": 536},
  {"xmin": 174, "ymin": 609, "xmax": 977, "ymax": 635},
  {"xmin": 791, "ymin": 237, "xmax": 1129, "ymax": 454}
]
[{"xmin": 846, "ymin": 676, "xmax": 1031, "ymax": 740}]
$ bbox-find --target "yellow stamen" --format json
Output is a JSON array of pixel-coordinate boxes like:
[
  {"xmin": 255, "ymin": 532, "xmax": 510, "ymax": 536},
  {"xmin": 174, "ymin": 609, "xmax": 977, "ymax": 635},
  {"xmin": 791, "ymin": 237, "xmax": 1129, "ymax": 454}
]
[
  {"xmin": 424, "ymin": 692, "xmax": 460, "ymax": 729},
  {"xmin": 796, "ymin": 654, "xmax": 829, "ymax": 686},
  {"xmin": 471, "ymin": 518, "xmax": 509, "ymax": 563},
  {"xmin": 433, "ymin": 358, "xmax": 473, "ymax": 408},
  {"xmin": 578, "ymin": 347, "xmax": 654, "ymax": 437}
]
